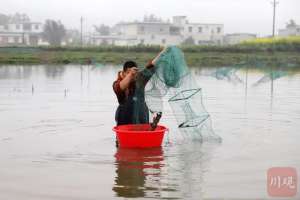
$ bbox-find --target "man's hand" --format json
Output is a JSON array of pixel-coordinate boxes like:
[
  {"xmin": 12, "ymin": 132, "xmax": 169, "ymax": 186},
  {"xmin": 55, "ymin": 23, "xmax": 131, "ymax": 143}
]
[{"xmin": 128, "ymin": 67, "xmax": 138, "ymax": 79}]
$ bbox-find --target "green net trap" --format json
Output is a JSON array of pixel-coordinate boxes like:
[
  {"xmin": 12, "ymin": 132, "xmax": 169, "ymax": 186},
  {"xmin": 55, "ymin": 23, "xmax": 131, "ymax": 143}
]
[{"xmin": 134, "ymin": 46, "xmax": 221, "ymax": 142}]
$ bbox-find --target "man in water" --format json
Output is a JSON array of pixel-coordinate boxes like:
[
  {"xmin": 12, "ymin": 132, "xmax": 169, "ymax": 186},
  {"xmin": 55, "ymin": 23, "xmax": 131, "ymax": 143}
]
[
  {"xmin": 113, "ymin": 57, "xmax": 159, "ymax": 125},
  {"xmin": 113, "ymin": 49, "xmax": 165, "ymax": 126}
]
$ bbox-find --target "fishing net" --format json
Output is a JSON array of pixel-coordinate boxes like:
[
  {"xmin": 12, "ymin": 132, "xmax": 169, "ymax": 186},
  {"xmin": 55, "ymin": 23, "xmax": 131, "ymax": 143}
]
[
  {"xmin": 252, "ymin": 69, "xmax": 289, "ymax": 87},
  {"xmin": 198, "ymin": 64, "xmax": 244, "ymax": 84},
  {"xmin": 134, "ymin": 46, "xmax": 221, "ymax": 142}
]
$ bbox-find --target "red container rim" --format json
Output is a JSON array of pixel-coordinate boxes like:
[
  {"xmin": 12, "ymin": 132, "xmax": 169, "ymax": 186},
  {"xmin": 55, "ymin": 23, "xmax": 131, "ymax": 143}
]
[{"xmin": 113, "ymin": 124, "xmax": 168, "ymax": 134}]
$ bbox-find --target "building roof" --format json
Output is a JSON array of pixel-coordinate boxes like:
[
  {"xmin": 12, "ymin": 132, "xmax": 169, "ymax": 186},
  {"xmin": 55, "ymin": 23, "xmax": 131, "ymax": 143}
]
[
  {"xmin": 0, "ymin": 31, "xmax": 41, "ymax": 36},
  {"xmin": 173, "ymin": 16, "xmax": 187, "ymax": 18},
  {"xmin": 7, "ymin": 22, "xmax": 42, "ymax": 25},
  {"xmin": 187, "ymin": 23, "xmax": 223, "ymax": 26},
  {"xmin": 117, "ymin": 22, "xmax": 172, "ymax": 26},
  {"xmin": 225, "ymin": 33, "xmax": 256, "ymax": 37},
  {"xmin": 91, "ymin": 35, "xmax": 120, "ymax": 39}
]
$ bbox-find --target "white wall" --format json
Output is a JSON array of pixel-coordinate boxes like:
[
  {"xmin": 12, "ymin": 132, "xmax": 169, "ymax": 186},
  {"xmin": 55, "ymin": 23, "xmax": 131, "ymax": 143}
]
[
  {"xmin": 7, "ymin": 24, "xmax": 23, "ymax": 32},
  {"xmin": 183, "ymin": 24, "xmax": 224, "ymax": 44},
  {"xmin": 278, "ymin": 26, "xmax": 300, "ymax": 37},
  {"xmin": 136, "ymin": 34, "xmax": 182, "ymax": 46},
  {"xmin": 224, "ymin": 34, "xmax": 256, "ymax": 45},
  {"xmin": 5, "ymin": 23, "xmax": 43, "ymax": 33}
]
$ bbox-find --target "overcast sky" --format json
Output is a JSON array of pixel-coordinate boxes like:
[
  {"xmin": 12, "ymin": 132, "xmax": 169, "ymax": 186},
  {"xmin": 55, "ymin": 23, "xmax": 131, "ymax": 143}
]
[{"xmin": 1, "ymin": 0, "xmax": 300, "ymax": 36}]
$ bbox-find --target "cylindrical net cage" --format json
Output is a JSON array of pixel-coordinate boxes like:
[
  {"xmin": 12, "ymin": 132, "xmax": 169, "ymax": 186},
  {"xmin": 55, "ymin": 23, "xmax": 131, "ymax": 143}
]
[{"xmin": 133, "ymin": 46, "xmax": 221, "ymax": 142}]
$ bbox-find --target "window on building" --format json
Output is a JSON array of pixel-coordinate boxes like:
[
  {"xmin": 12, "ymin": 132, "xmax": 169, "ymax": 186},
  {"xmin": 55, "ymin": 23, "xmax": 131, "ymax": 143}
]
[
  {"xmin": 35, "ymin": 24, "xmax": 39, "ymax": 30},
  {"xmin": 139, "ymin": 26, "xmax": 145, "ymax": 34},
  {"xmin": 170, "ymin": 26, "xmax": 180, "ymax": 35},
  {"xmin": 140, "ymin": 39, "xmax": 144, "ymax": 44},
  {"xmin": 198, "ymin": 27, "xmax": 202, "ymax": 33},
  {"xmin": 151, "ymin": 35, "xmax": 155, "ymax": 40},
  {"xmin": 14, "ymin": 36, "xmax": 19, "ymax": 43},
  {"xmin": 4, "ymin": 25, "xmax": 8, "ymax": 30},
  {"xmin": 189, "ymin": 26, "xmax": 193, "ymax": 33},
  {"xmin": 23, "ymin": 23, "xmax": 31, "ymax": 31},
  {"xmin": 3, "ymin": 36, "xmax": 8, "ymax": 43},
  {"xmin": 162, "ymin": 39, "xmax": 166, "ymax": 44},
  {"xmin": 16, "ymin": 24, "xmax": 20, "ymax": 30},
  {"xmin": 160, "ymin": 28, "xmax": 164, "ymax": 32},
  {"xmin": 217, "ymin": 27, "xmax": 222, "ymax": 34}
]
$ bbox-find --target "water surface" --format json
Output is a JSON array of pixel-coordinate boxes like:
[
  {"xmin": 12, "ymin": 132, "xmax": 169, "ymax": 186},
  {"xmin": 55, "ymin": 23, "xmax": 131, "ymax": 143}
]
[{"xmin": 0, "ymin": 64, "xmax": 299, "ymax": 199}]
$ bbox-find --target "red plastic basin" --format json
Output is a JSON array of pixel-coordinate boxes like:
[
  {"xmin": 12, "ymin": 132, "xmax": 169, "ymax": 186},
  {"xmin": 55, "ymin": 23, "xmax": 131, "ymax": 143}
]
[{"xmin": 113, "ymin": 124, "xmax": 168, "ymax": 148}]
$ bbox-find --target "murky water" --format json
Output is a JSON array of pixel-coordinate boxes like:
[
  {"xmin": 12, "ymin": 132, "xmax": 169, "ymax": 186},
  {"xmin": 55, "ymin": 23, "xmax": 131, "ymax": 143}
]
[{"xmin": 0, "ymin": 64, "xmax": 299, "ymax": 199}]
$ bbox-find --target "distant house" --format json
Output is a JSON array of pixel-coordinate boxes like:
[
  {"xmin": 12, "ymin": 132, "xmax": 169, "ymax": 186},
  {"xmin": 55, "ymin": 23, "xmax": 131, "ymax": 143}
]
[
  {"xmin": 114, "ymin": 21, "xmax": 183, "ymax": 46},
  {"xmin": 278, "ymin": 22, "xmax": 300, "ymax": 37},
  {"xmin": 174, "ymin": 16, "xmax": 224, "ymax": 45},
  {"xmin": 0, "ymin": 22, "xmax": 46, "ymax": 46},
  {"xmin": 224, "ymin": 33, "xmax": 257, "ymax": 45},
  {"xmin": 91, "ymin": 16, "xmax": 224, "ymax": 46}
]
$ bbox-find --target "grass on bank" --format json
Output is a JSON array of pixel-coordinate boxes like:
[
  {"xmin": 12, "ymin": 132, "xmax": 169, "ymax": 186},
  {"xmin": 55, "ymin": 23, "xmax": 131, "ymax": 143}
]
[{"xmin": 0, "ymin": 36, "xmax": 300, "ymax": 66}]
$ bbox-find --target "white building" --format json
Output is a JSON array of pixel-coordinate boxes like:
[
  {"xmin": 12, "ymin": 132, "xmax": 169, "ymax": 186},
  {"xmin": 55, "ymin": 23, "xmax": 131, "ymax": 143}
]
[
  {"xmin": 0, "ymin": 22, "xmax": 46, "ymax": 46},
  {"xmin": 224, "ymin": 33, "xmax": 257, "ymax": 45},
  {"xmin": 115, "ymin": 21, "xmax": 183, "ymax": 46},
  {"xmin": 0, "ymin": 21, "xmax": 77, "ymax": 46},
  {"xmin": 91, "ymin": 16, "xmax": 224, "ymax": 46},
  {"xmin": 173, "ymin": 16, "xmax": 224, "ymax": 45},
  {"xmin": 279, "ymin": 24, "xmax": 300, "ymax": 37}
]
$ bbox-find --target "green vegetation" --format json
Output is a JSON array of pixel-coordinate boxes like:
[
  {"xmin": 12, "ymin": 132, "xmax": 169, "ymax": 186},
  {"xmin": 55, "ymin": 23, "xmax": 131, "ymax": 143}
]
[
  {"xmin": 0, "ymin": 37, "xmax": 300, "ymax": 67},
  {"xmin": 240, "ymin": 36, "xmax": 300, "ymax": 52}
]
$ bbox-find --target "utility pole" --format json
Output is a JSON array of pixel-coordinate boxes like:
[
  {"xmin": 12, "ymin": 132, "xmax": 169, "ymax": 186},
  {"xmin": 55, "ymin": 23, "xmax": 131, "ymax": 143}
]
[
  {"xmin": 80, "ymin": 16, "xmax": 83, "ymax": 46},
  {"xmin": 271, "ymin": 0, "xmax": 279, "ymax": 37}
]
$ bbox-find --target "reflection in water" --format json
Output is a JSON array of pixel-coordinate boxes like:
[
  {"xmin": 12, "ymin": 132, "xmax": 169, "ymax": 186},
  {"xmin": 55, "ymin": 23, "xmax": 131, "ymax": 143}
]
[
  {"xmin": 113, "ymin": 147, "xmax": 165, "ymax": 198},
  {"xmin": 0, "ymin": 65, "xmax": 33, "ymax": 79},
  {"xmin": 252, "ymin": 67, "xmax": 289, "ymax": 87},
  {"xmin": 112, "ymin": 142, "xmax": 220, "ymax": 199},
  {"xmin": 166, "ymin": 142, "xmax": 220, "ymax": 199},
  {"xmin": 244, "ymin": 65, "xmax": 249, "ymax": 111},
  {"xmin": 44, "ymin": 65, "xmax": 66, "ymax": 78}
]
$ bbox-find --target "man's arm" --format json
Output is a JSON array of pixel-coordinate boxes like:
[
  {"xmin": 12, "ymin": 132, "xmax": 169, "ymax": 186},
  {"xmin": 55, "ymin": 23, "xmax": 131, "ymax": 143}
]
[
  {"xmin": 139, "ymin": 47, "xmax": 166, "ymax": 85},
  {"xmin": 119, "ymin": 67, "xmax": 137, "ymax": 91}
]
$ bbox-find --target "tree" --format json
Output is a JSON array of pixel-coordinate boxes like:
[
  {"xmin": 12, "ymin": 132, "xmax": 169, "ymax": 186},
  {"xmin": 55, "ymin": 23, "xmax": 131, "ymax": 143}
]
[
  {"xmin": 0, "ymin": 13, "xmax": 9, "ymax": 25},
  {"xmin": 286, "ymin": 19, "xmax": 297, "ymax": 28},
  {"xmin": 94, "ymin": 24, "xmax": 110, "ymax": 35},
  {"xmin": 43, "ymin": 20, "xmax": 66, "ymax": 46}
]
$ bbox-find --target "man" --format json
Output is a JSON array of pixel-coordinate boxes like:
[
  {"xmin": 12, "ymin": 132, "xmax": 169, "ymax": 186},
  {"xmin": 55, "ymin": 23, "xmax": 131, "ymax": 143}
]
[{"xmin": 113, "ymin": 49, "xmax": 164, "ymax": 126}]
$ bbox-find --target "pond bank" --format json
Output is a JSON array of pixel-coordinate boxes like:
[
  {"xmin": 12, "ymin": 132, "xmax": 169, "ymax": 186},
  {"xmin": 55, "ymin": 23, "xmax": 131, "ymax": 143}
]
[{"xmin": 0, "ymin": 47, "xmax": 300, "ymax": 67}]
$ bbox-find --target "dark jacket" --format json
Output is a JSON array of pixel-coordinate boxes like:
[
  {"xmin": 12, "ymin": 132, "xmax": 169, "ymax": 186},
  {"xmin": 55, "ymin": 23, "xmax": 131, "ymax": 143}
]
[{"xmin": 113, "ymin": 63, "xmax": 155, "ymax": 125}]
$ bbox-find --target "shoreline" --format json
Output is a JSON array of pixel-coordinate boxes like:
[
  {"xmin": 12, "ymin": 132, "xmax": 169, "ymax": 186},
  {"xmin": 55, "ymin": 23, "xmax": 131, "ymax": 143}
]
[{"xmin": 0, "ymin": 46, "xmax": 300, "ymax": 67}]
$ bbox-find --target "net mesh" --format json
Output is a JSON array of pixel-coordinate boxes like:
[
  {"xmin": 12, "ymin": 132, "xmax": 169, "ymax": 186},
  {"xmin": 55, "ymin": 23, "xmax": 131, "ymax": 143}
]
[{"xmin": 134, "ymin": 46, "xmax": 221, "ymax": 142}]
